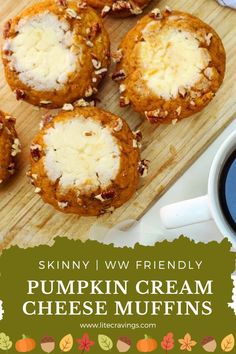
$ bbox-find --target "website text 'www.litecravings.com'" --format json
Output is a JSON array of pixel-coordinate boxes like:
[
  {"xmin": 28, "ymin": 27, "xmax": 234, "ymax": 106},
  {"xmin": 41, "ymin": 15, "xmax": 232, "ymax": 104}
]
[{"xmin": 80, "ymin": 322, "xmax": 157, "ymax": 330}]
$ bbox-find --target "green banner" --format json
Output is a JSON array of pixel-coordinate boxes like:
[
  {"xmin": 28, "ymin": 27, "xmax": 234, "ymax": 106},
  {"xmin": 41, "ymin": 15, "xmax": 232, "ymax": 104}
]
[{"xmin": 0, "ymin": 236, "xmax": 235, "ymax": 353}]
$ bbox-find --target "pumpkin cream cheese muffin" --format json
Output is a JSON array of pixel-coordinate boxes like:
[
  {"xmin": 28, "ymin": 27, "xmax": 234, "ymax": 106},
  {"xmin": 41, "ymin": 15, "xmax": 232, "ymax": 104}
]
[
  {"xmin": 87, "ymin": 0, "xmax": 152, "ymax": 18},
  {"xmin": 2, "ymin": 0, "xmax": 110, "ymax": 108},
  {"xmin": 28, "ymin": 107, "xmax": 143, "ymax": 216},
  {"xmin": 0, "ymin": 111, "xmax": 21, "ymax": 184},
  {"xmin": 112, "ymin": 7, "xmax": 226, "ymax": 124}
]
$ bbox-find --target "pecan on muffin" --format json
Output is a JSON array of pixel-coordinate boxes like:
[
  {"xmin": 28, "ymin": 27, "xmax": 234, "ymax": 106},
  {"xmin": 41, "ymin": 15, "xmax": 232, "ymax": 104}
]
[
  {"xmin": 0, "ymin": 111, "xmax": 21, "ymax": 184},
  {"xmin": 2, "ymin": 0, "xmax": 110, "ymax": 108},
  {"xmin": 88, "ymin": 0, "xmax": 152, "ymax": 18},
  {"xmin": 28, "ymin": 107, "xmax": 142, "ymax": 216},
  {"xmin": 112, "ymin": 7, "xmax": 226, "ymax": 124}
]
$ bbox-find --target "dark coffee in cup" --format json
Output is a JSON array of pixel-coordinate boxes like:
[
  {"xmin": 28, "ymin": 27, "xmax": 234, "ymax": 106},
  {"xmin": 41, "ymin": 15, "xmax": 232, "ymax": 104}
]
[{"xmin": 219, "ymin": 151, "xmax": 236, "ymax": 231}]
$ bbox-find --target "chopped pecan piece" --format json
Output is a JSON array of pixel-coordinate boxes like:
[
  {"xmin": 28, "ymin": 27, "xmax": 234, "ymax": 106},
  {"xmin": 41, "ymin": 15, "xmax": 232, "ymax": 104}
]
[
  {"xmin": 111, "ymin": 49, "xmax": 123, "ymax": 63},
  {"xmin": 138, "ymin": 159, "xmax": 149, "ymax": 177},
  {"xmin": 133, "ymin": 130, "xmax": 142, "ymax": 142},
  {"xmin": 58, "ymin": 201, "xmax": 69, "ymax": 209},
  {"xmin": 15, "ymin": 89, "xmax": 25, "ymax": 100},
  {"xmin": 149, "ymin": 8, "xmax": 162, "ymax": 20},
  {"xmin": 8, "ymin": 162, "xmax": 15, "ymax": 175},
  {"xmin": 92, "ymin": 58, "xmax": 101, "ymax": 69},
  {"xmin": 101, "ymin": 5, "xmax": 111, "ymax": 17},
  {"xmin": 120, "ymin": 96, "xmax": 130, "ymax": 107},
  {"xmin": 101, "ymin": 189, "xmax": 116, "ymax": 200},
  {"xmin": 77, "ymin": 1, "xmax": 87, "ymax": 9},
  {"xmin": 178, "ymin": 86, "xmax": 187, "ymax": 98},
  {"xmin": 112, "ymin": 69, "xmax": 126, "ymax": 81},
  {"xmin": 205, "ymin": 32, "xmax": 213, "ymax": 46},
  {"xmin": 30, "ymin": 144, "xmax": 42, "ymax": 162},
  {"xmin": 112, "ymin": 0, "xmax": 131, "ymax": 11},
  {"xmin": 113, "ymin": 118, "xmax": 123, "ymax": 132}
]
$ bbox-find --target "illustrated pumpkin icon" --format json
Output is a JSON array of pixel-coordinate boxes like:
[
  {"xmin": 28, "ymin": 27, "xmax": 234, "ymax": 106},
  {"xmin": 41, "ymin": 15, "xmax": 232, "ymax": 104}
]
[
  {"xmin": 136, "ymin": 335, "xmax": 158, "ymax": 353},
  {"xmin": 15, "ymin": 335, "xmax": 36, "ymax": 352}
]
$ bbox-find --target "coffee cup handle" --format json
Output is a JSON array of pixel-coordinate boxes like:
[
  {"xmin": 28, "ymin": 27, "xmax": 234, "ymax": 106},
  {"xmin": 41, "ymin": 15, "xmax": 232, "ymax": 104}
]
[{"xmin": 160, "ymin": 195, "xmax": 212, "ymax": 229}]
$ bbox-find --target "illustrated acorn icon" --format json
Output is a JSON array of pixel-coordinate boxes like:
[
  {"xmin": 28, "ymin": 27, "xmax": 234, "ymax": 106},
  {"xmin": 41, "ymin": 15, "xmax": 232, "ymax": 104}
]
[
  {"xmin": 201, "ymin": 336, "xmax": 217, "ymax": 352},
  {"xmin": 40, "ymin": 336, "xmax": 55, "ymax": 353},
  {"xmin": 116, "ymin": 337, "xmax": 132, "ymax": 352}
]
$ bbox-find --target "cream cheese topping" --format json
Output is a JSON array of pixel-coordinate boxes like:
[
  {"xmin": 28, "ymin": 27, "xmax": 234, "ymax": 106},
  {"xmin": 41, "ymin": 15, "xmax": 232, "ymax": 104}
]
[
  {"xmin": 7, "ymin": 13, "xmax": 78, "ymax": 91},
  {"xmin": 43, "ymin": 117, "xmax": 121, "ymax": 192},
  {"xmin": 139, "ymin": 24, "xmax": 211, "ymax": 100}
]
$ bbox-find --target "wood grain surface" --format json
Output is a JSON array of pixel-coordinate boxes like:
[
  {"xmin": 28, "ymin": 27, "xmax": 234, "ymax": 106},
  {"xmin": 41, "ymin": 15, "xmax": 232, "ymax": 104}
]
[{"xmin": 0, "ymin": 0, "xmax": 235, "ymax": 249}]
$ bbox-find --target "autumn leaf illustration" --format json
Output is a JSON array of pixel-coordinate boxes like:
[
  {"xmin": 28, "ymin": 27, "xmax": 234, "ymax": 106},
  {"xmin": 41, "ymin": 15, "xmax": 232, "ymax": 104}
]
[
  {"xmin": 59, "ymin": 334, "xmax": 73, "ymax": 352},
  {"xmin": 178, "ymin": 333, "xmax": 197, "ymax": 351},
  {"xmin": 98, "ymin": 335, "xmax": 113, "ymax": 351},
  {"xmin": 76, "ymin": 333, "xmax": 94, "ymax": 353},
  {"xmin": 161, "ymin": 332, "xmax": 174, "ymax": 353},
  {"xmin": 0, "ymin": 333, "xmax": 12, "ymax": 351},
  {"xmin": 221, "ymin": 334, "xmax": 235, "ymax": 352}
]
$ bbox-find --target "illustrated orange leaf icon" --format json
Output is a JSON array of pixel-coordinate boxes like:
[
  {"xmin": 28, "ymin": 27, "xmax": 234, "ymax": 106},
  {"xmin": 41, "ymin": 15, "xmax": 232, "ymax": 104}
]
[
  {"xmin": 178, "ymin": 333, "xmax": 197, "ymax": 351},
  {"xmin": 59, "ymin": 334, "xmax": 73, "ymax": 352},
  {"xmin": 161, "ymin": 332, "xmax": 174, "ymax": 352},
  {"xmin": 221, "ymin": 334, "xmax": 235, "ymax": 352}
]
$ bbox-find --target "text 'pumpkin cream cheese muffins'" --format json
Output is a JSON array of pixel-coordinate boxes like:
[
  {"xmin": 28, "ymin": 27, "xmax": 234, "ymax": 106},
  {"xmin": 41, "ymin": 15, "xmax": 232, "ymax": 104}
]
[
  {"xmin": 28, "ymin": 107, "xmax": 144, "ymax": 216},
  {"xmin": 112, "ymin": 7, "xmax": 226, "ymax": 124},
  {"xmin": 2, "ymin": 0, "xmax": 110, "ymax": 108},
  {"xmin": 88, "ymin": 0, "xmax": 152, "ymax": 18},
  {"xmin": 0, "ymin": 111, "xmax": 21, "ymax": 184}
]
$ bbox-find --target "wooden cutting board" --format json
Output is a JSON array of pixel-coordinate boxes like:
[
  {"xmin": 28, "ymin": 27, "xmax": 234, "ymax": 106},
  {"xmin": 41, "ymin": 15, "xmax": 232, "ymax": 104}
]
[{"xmin": 0, "ymin": 0, "xmax": 235, "ymax": 249}]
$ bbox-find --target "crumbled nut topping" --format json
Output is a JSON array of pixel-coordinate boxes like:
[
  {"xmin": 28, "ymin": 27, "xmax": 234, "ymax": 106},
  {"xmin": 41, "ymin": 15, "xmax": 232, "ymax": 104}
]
[
  {"xmin": 172, "ymin": 118, "xmax": 178, "ymax": 125},
  {"xmin": 92, "ymin": 58, "xmax": 101, "ymax": 69},
  {"xmin": 149, "ymin": 8, "xmax": 162, "ymax": 20},
  {"xmin": 74, "ymin": 98, "xmax": 90, "ymax": 107},
  {"xmin": 77, "ymin": 1, "xmax": 87, "ymax": 9},
  {"xmin": 40, "ymin": 100, "xmax": 52, "ymax": 105},
  {"xmin": 204, "ymin": 67, "xmax": 214, "ymax": 80},
  {"xmin": 138, "ymin": 159, "xmax": 149, "ymax": 177},
  {"xmin": 66, "ymin": 8, "xmax": 80, "ymax": 19},
  {"xmin": 14, "ymin": 89, "xmax": 25, "ymax": 100},
  {"xmin": 102, "ymin": 189, "xmax": 116, "ymax": 199},
  {"xmin": 178, "ymin": 86, "xmax": 187, "ymax": 98},
  {"xmin": 113, "ymin": 118, "xmax": 123, "ymax": 132},
  {"xmin": 120, "ymin": 96, "xmax": 130, "ymax": 107},
  {"xmin": 11, "ymin": 138, "xmax": 21, "ymax": 157},
  {"xmin": 176, "ymin": 106, "xmax": 182, "ymax": 116},
  {"xmin": 112, "ymin": 69, "xmax": 126, "ymax": 81},
  {"xmin": 58, "ymin": 201, "xmax": 69, "ymax": 209},
  {"xmin": 133, "ymin": 130, "xmax": 142, "ymax": 142},
  {"xmin": 30, "ymin": 144, "xmax": 42, "ymax": 161},
  {"xmin": 165, "ymin": 5, "xmax": 172, "ymax": 13},
  {"xmin": 95, "ymin": 68, "xmax": 108, "ymax": 76},
  {"xmin": 101, "ymin": 5, "xmax": 111, "ymax": 17},
  {"xmin": 205, "ymin": 33, "xmax": 213, "ymax": 46},
  {"xmin": 111, "ymin": 49, "xmax": 123, "ymax": 63},
  {"xmin": 8, "ymin": 162, "xmax": 15, "ymax": 175},
  {"xmin": 112, "ymin": 1, "xmax": 131, "ymax": 12},
  {"xmin": 130, "ymin": 4, "xmax": 143, "ymax": 15},
  {"xmin": 85, "ymin": 40, "xmax": 94, "ymax": 48},
  {"xmin": 85, "ymin": 86, "xmax": 94, "ymax": 97},
  {"xmin": 119, "ymin": 84, "xmax": 126, "ymax": 93},
  {"xmin": 62, "ymin": 103, "xmax": 74, "ymax": 111},
  {"xmin": 35, "ymin": 187, "xmax": 41, "ymax": 194}
]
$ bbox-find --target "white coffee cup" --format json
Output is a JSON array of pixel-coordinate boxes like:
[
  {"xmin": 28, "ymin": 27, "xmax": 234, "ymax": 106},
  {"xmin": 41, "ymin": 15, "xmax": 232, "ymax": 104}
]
[{"xmin": 160, "ymin": 130, "xmax": 236, "ymax": 246}]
